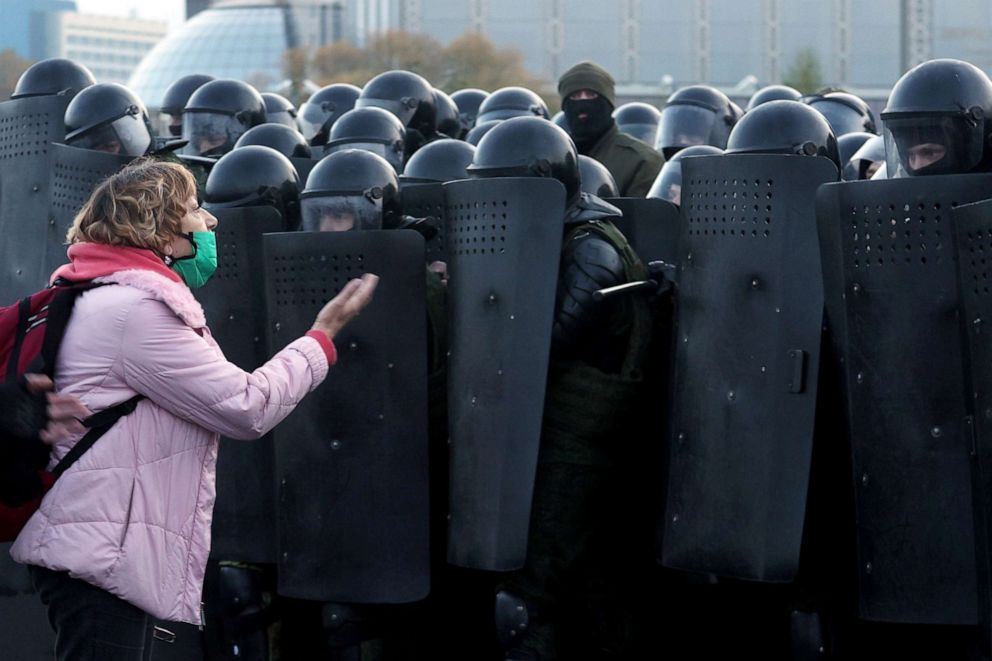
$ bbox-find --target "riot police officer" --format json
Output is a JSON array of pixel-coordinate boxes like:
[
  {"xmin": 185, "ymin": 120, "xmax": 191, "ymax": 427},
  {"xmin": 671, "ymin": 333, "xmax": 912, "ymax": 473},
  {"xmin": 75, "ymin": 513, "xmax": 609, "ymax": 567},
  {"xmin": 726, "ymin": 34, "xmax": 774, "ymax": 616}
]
[
  {"xmin": 451, "ymin": 88, "xmax": 489, "ymax": 134},
  {"xmin": 476, "ymin": 86, "xmax": 550, "ymax": 125},
  {"xmin": 298, "ymin": 83, "xmax": 361, "ymax": 147},
  {"xmin": 235, "ymin": 123, "xmax": 312, "ymax": 159},
  {"xmin": 401, "ymin": 138, "xmax": 475, "ymax": 184},
  {"xmin": 182, "ymin": 79, "xmax": 266, "ymax": 158},
  {"xmin": 322, "ymin": 107, "xmax": 407, "ymax": 173},
  {"xmin": 612, "ymin": 102, "xmax": 662, "ymax": 146},
  {"xmin": 159, "ymin": 73, "xmax": 214, "ymax": 138},
  {"xmin": 881, "ymin": 58, "xmax": 992, "ymax": 177},
  {"xmin": 655, "ymin": 85, "xmax": 739, "ymax": 159},
  {"xmin": 356, "ymin": 70, "xmax": 440, "ymax": 157},
  {"xmin": 805, "ymin": 91, "xmax": 877, "ymax": 138},
  {"xmin": 63, "ymin": 83, "xmax": 156, "ymax": 157},
  {"xmin": 262, "ymin": 92, "xmax": 298, "ymax": 129},
  {"xmin": 646, "ymin": 144, "xmax": 723, "ymax": 205},
  {"xmin": 11, "ymin": 57, "xmax": 95, "ymax": 100},
  {"xmin": 467, "ymin": 116, "xmax": 654, "ymax": 660},
  {"xmin": 435, "ymin": 88, "xmax": 464, "ymax": 139},
  {"xmin": 745, "ymin": 84, "xmax": 802, "ymax": 110}
]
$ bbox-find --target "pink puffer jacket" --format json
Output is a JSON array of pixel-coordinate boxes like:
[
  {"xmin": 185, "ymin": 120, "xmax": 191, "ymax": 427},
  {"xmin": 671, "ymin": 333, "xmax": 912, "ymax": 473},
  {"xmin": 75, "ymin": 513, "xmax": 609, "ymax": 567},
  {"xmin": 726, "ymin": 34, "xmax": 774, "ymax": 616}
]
[{"xmin": 10, "ymin": 244, "xmax": 331, "ymax": 624}]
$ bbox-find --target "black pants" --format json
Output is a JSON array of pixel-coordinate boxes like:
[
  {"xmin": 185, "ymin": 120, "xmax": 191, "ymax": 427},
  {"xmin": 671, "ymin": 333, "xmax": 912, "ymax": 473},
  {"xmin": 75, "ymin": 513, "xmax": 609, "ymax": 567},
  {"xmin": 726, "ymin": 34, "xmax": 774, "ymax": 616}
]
[{"xmin": 29, "ymin": 564, "xmax": 152, "ymax": 660}]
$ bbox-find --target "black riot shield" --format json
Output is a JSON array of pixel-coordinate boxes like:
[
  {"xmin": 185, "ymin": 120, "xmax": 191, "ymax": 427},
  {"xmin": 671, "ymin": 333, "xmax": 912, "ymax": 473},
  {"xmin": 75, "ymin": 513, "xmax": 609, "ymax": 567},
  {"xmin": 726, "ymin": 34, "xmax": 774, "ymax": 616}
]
[
  {"xmin": 953, "ymin": 198, "xmax": 992, "ymax": 643},
  {"xmin": 47, "ymin": 143, "xmax": 134, "ymax": 276},
  {"xmin": 604, "ymin": 197, "xmax": 682, "ymax": 266},
  {"xmin": 443, "ymin": 177, "xmax": 566, "ymax": 571},
  {"xmin": 265, "ymin": 230, "xmax": 430, "ymax": 603},
  {"xmin": 401, "ymin": 181, "xmax": 447, "ymax": 264},
  {"xmin": 0, "ymin": 95, "xmax": 70, "ymax": 303},
  {"xmin": 817, "ymin": 174, "xmax": 992, "ymax": 625},
  {"xmin": 196, "ymin": 207, "xmax": 286, "ymax": 563},
  {"xmin": 661, "ymin": 154, "xmax": 837, "ymax": 582}
]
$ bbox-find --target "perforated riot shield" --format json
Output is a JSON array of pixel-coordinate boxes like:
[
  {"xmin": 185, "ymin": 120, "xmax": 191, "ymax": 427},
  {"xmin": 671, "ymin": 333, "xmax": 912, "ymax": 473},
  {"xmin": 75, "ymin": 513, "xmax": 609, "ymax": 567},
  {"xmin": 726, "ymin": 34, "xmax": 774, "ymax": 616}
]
[
  {"xmin": 817, "ymin": 174, "xmax": 992, "ymax": 624},
  {"xmin": 196, "ymin": 207, "xmax": 286, "ymax": 563},
  {"xmin": 444, "ymin": 177, "xmax": 566, "ymax": 571},
  {"xmin": 265, "ymin": 230, "xmax": 429, "ymax": 603},
  {"xmin": 661, "ymin": 154, "xmax": 837, "ymax": 582},
  {"xmin": 604, "ymin": 197, "xmax": 681, "ymax": 266},
  {"xmin": 401, "ymin": 181, "xmax": 447, "ymax": 264},
  {"xmin": 953, "ymin": 198, "xmax": 992, "ymax": 642},
  {"xmin": 47, "ymin": 143, "xmax": 134, "ymax": 276},
  {"xmin": 0, "ymin": 95, "xmax": 70, "ymax": 303}
]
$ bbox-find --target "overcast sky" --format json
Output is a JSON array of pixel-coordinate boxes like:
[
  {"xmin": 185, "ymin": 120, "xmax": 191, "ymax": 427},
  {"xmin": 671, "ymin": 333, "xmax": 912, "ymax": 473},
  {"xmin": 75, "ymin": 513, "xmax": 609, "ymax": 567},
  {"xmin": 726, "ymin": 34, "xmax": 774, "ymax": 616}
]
[{"xmin": 75, "ymin": 0, "xmax": 186, "ymax": 30}]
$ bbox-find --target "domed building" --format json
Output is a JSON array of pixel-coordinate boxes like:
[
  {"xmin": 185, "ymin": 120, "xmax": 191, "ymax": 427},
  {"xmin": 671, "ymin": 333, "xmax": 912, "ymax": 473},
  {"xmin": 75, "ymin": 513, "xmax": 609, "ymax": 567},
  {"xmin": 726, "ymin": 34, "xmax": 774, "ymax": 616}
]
[{"xmin": 128, "ymin": 1, "xmax": 295, "ymax": 110}]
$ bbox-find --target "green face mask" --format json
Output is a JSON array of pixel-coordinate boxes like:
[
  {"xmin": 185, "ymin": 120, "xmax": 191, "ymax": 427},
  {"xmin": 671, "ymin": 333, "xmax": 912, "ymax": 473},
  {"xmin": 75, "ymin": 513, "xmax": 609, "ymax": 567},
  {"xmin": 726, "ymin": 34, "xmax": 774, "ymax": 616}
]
[{"xmin": 170, "ymin": 231, "xmax": 217, "ymax": 288}]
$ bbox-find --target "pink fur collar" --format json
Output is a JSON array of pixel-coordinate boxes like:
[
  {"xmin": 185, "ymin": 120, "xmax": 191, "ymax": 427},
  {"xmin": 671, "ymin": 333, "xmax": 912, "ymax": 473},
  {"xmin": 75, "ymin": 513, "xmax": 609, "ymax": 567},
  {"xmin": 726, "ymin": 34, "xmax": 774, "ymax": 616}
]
[{"xmin": 94, "ymin": 269, "xmax": 206, "ymax": 329}]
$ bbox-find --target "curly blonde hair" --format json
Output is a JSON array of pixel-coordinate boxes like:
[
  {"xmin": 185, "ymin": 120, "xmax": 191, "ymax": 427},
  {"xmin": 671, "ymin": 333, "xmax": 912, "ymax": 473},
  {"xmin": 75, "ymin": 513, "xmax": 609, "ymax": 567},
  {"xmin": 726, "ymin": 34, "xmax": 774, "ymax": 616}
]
[{"xmin": 67, "ymin": 159, "xmax": 197, "ymax": 253}]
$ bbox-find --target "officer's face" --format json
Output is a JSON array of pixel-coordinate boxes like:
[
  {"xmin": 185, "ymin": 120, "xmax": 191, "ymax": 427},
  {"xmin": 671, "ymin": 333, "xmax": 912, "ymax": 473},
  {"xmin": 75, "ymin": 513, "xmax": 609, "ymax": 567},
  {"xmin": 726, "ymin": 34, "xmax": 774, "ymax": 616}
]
[
  {"xmin": 91, "ymin": 138, "xmax": 122, "ymax": 155},
  {"xmin": 907, "ymin": 142, "xmax": 946, "ymax": 171},
  {"xmin": 196, "ymin": 133, "xmax": 227, "ymax": 155},
  {"xmin": 318, "ymin": 211, "xmax": 356, "ymax": 233},
  {"xmin": 865, "ymin": 160, "xmax": 882, "ymax": 179}
]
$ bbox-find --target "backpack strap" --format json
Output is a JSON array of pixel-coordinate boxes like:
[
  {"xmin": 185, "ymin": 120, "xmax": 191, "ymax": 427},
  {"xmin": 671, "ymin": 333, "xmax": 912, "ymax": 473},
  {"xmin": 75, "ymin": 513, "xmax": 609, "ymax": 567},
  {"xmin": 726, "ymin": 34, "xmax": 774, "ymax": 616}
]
[
  {"xmin": 51, "ymin": 394, "xmax": 145, "ymax": 477},
  {"xmin": 39, "ymin": 281, "xmax": 104, "ymax": 379}
]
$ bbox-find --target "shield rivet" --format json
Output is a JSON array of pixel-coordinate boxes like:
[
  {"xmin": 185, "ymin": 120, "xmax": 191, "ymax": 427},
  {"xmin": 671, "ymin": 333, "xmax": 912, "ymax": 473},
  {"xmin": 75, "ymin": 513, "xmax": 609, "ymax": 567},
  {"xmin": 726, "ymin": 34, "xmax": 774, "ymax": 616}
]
[
  {"xmin": 509, "ymin": 314, "xmax": 515, "ymax": 320},
  {"xmin": 283, "ymin": 552, "xmax": 289, "ymax": 560},
  {"xmin": 15, "ymin": 269, "xmax": 21, "ymax": 275},
  {"xmin": 930, "ymin": 426, "xmax": 942, "ymax": 438},
  {"xmin": 488, "ymin": 293, "xmax": 497, "ymax": 303},
  {"xmin": 975, "ymin": 318, "xmax": 983, "ymax": 327},
  {"xmin": 861, "ymin": 473, "xmax": 869, "ymax": 486},
  {"xmin": 727, "ymin": 391, "xmax": 736, "ymax": 402},
  {"xmin": 677, "ymin": 432, "xmax": 686, "ymax": 442},
  {"xmin": 349, "ymin": 341, "xmax": 358, "ymax": 351},
  {"xmin": 497, "ymin": 369, "xmax": 504, "ymax": 376},
  {"xmin": 471, "ymin": 396, "xmax": 478, "ymax": 406},
  {"xmin": 865, "ymin": 562, "xmax": 872, "ymax": 574},
  {"xmin": 378, "ymin": 413, "xmax": 385, "ymax": 420},
  {"xmin": 32, "ymin": 185, "xmax": 38, "ymax": 192},
  {"xmin": 274, "ymin": 322, "xmax": 281, "ymax": 331},
  {"xmin": 751, "ymin": 278, "xmax": 760, "ymax": 289},
  {"xmin": 672, "ymin": 513, "xmax": 679, "ymax": 523},
  {"xmin": 330, "ymin": 440, "xmax": 341, "ymax": 450},
  {"xmin": 760, "ymin": 365, "xmax": 767, "ymax": 373},
  {"xmin": 852, "ymin": 283, "xmax": 861, "ymax": 294},
  {"xmin": 856, "ymin": 372, "xmax": 864, "ymax": 384},
  {"xmin": 228, "ymin": 314, "xmax": 235, "ymax": 321}
]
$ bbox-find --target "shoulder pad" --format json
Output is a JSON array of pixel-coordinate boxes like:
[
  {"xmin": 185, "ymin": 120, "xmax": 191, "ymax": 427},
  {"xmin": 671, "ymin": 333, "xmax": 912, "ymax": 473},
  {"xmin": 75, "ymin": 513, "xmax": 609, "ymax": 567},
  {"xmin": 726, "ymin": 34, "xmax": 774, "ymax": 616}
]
[{"xmin": 564, "ymin": 192, "xmax": 622, "ymax": 225}]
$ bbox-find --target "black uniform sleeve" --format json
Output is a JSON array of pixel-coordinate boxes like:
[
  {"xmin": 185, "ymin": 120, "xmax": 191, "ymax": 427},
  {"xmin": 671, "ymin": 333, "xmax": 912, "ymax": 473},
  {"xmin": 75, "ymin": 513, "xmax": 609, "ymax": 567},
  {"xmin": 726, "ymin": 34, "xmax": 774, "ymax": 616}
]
[{"xmin": 551, "ymin": 230, "xmax": 626, "ymax": 363}]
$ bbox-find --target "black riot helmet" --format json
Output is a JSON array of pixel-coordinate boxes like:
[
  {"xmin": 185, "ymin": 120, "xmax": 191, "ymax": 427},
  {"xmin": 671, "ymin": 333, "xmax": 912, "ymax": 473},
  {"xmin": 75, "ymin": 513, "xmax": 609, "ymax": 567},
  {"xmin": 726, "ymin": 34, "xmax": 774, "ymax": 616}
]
[
  {"xmin": 647, "ymin": 145, "xmax": 723, "ymax": 205},
  {"xmin": 182, "ymin": 79, "xmax": 266, "ymax": 158},
  {"xmin": 64, "ymin": 83, "xmax": 153, "ymax": 157},
  {"xmin": 476, "ymin": 87, "xmax": 550, "ymax": 124},
  {"xmin": 842, "ymin": 134, "xmax": 886, "ymax": 181},
  {"xmin": 297, "ymin": 83, "xmax": 361, "ymax": 147},
  {"xmin": 262, "ymin": 93, "xmax": 298, "ymax": 128},
  {"xmin": 746, "ymin": 84, "xmax": 801, "ymax": 111},
  {"xmin": 613, "ymin": 102, "xmax": 661, "ymax": 146},
  {"xmin": 836, "ymin": 132, "xmax": 875, "ymax": 179},
  {"xmin": 301, "ymin": 149, "xmax": 401, "ymax": 232},
  {"xmin": 655, "ymin": 85, "xmax": 739, "ymax": 159},
  {"xmin": 466, "ymin": 119, "xmax": 501, "ymax": 146},
  {"xmin": 467, "ymin": 116, "xmax": 580, "ymax": 205},
  {"xmin": 451, "ymin": 88, "xmax": 489, "ymax": 132},
  {"xmin": 402, "ymin": 138, "xmax": 476, "ymax": 184},
  {"xmin": 726, "ymin": 100, "xmax": 840, "ymax": 168},
  {"xmin": 552, "ymin": 111, "xmax": 570, "ymax": 133},
  {"xmin": 356, "ymin": 70, "xmax": 436, "ymax": 137},
  {"xmin": 204, "ymin": 145, "xmax": 302, "ymax": 230},
  {"xmin": 324, "ymin": 107, "xmax": 406, "ymax": 174},
  {"xmin": 806, "ymin": 92, "xmax": 877, "ymax": 137},
  {"xmin": 12, "ymin": 58, "xmax": 95, "ymax": 100},
  {"xmin": 160, "ymin": 74, "xmax": 214, "ymax": 137},
  {"xmin": 434, "ymin": 88, "xmax": 463, "ymax": 139},
  {"xmin": 234, "ymin": 123, "xmax": 311, "ymax": 159},
  {"xmin": 578, "ymin": 155, "xmax": 618, "ymax": 198},
  {"xmin": 881, "ymin": 58, "xmax": 992, "ymax": 177}
]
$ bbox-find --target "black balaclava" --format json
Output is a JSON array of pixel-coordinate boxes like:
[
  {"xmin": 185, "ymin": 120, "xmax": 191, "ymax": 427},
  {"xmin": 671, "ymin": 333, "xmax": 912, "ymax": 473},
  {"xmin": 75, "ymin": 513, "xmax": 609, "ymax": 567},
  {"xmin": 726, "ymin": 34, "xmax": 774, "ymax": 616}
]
[{"xmin": 564, "ymin": 96, "xmax": 615, "ymax": 150}]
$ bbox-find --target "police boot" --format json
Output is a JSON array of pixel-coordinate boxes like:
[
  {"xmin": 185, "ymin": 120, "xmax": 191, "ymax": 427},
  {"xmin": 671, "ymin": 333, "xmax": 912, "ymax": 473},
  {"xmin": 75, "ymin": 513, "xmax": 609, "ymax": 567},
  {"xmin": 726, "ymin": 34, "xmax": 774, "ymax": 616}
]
[
  {"xmin": 495, "ymin": 590, "xmax": 555, "ymax": 661},
  {"xmin": 215, "ymin": 563, "xmax": 273, "ymax": 660},
  {"xmin": 790, "ymin": 609, "xmax": 828, "ymax": 660}
]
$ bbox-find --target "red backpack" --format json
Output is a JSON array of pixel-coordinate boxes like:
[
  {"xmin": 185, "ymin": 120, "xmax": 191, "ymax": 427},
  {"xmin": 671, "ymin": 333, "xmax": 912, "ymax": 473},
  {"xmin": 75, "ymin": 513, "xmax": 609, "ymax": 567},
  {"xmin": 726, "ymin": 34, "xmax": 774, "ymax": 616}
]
[{"xmin": 0, "ymin": 281, "xmax": 141, "ymax": 541}]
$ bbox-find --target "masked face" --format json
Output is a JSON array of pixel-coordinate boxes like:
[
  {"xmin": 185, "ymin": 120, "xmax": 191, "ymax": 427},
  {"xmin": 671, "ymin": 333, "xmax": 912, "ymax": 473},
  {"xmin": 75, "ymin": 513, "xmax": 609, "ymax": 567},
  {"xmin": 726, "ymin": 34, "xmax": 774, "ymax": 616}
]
[
  {"xmin": 167, "ymin": 196, "xmax": 219, "ymax": 288},
  {"xmin": 563, "ymin": 91, "xmax": 614, "ymax": 147}
]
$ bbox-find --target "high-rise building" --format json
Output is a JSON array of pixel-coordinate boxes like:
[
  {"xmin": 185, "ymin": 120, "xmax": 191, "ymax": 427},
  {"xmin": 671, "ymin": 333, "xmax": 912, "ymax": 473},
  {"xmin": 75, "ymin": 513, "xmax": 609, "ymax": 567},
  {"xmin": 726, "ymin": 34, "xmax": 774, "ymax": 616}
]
[
  {"xmin": 38, "ymin": 11, "xmax": 168, "ymax": 84},
  {"xmin": 0, "ymin": 0, "xmax": 77, "ymax": 60}
]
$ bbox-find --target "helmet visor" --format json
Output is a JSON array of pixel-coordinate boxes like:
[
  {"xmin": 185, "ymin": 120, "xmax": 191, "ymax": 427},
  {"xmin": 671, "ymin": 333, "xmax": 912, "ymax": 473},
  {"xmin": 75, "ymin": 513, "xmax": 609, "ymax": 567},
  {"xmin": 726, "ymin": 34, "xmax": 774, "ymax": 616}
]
[
  {"xmin": 843, "ymin": 135, "xmax": 886, "ymax": 181},
  {"xmin": 266, "ymin": 110, "xmax": 298, "ymax": 129},
  {"xmin": 299, "ymin": 102, "xmax": 331, "ymax": 142},
  {"xmin": 355, "ymin": 97, "xmax": 418, "ymax": 126},
  {"xmin": 182, "ymin": 112, "xmax": 244, "ymax": 157},
  {"xmin": 301, "ymin": 195, "xmax": 383, "ymax": 232},
  {"xmin": 618, "ymin": 122, "xmax": 659, "ymax": 146},
  {"xmin": 67, "ymin": 114, "xmax": 151, "ymax": 156},
  {"xmin": 883, "ymin": 114, "xmax": 984, "ymax": 177},
  {"xmin": 160, "ymin": 111, "xmax": 184, "ymax": 138},
  {"xmin": 655, "ymin": 104, "xmax": 717, "ymax": 152},
  {"xmin": 323, "ymin": 140, "xmax": 405, "ymax": 173},
  {"xmin": 646, "ymin": 160, "xmax": 683, "ymax": 206}
]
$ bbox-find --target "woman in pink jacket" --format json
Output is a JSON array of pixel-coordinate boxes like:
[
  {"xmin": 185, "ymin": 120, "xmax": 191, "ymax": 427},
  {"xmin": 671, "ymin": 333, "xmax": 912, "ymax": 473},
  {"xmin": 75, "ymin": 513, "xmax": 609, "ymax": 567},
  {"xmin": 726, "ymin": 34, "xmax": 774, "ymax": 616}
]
[{"xmin": 10, "ymin": 159, "xmax": 378, "ymax": 659}]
